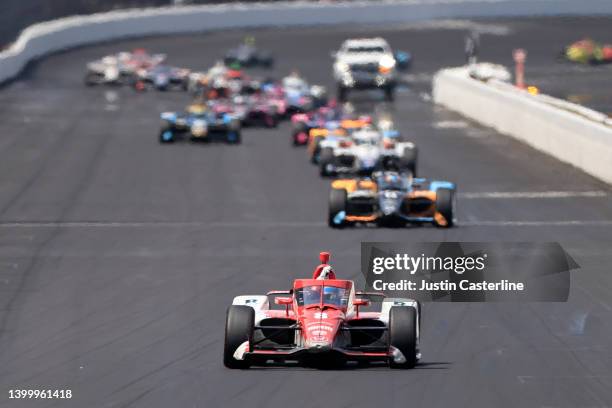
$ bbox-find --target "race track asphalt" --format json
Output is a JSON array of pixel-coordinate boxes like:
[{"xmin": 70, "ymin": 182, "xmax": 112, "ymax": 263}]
[{"xmin": 0, "ymin": 17, "xmax": 612, "ymax": 408}]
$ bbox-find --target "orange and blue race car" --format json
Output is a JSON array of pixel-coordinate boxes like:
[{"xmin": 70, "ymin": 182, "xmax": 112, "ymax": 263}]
[
  {"xmin": 328, "ymin": 171, "xmax": 456, "ymax": 228},
  {"xmin": 224, "ymin": 252, "xmax": 421, "ymax": 369}
]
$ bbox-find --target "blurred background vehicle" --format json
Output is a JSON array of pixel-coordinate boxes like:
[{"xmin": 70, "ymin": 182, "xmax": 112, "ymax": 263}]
[{"xmin": 561, "ymin": 38, "xmax": 612, "ymax": 64}]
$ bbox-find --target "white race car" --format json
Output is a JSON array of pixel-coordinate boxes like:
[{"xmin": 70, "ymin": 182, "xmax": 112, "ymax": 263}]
[
  {"xmin": 84, "ymin": 50, "xmax": 165, "ymax": 86},
  {"xmin": 319, "ymin": 126, "xmax": 417, "ymax": 177}
]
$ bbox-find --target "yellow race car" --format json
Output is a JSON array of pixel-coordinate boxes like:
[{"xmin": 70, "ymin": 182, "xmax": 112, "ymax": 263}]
[{"xmin": 562, "ymin": 38, "xmax": 612, "ymax": 65}]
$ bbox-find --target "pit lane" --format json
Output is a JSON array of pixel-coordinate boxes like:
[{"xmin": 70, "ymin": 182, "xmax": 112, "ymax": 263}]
[{"xmin": 1, "ymin": 17, "xmax": 612, "ymax": 408}]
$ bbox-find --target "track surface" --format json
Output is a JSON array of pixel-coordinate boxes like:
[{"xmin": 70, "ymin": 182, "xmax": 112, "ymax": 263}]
[{"xmin": 1, "ymin": 17, "xmax": 612, "ymax": 408}]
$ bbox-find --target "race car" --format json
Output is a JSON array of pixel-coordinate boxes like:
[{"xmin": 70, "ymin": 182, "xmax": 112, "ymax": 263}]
[
  {"xmin": 224, "ymin": 37, "xmax": 274, "ymax": 68},
  {"xmin": 186, "ymin": 61, "xmax": 232, "ymax": 95},
  {"xmin": 133, "ymin": 65, "xmax": 190, "ymax": 91},
  {"xmin": 204, "ymin": 67, "xmax": 252, "ymax": 100},
  {"xmin": 561, "ymin": 38, "xmax": 612, "ymax": 64},
  {"xmin": 84, "ymin": 55, "xmax": 129, "ymax": 86},
  {"xmin": 282, "ymin": 73, "xmax": 327, "ymax": 114},
  {"xmin": 291, "ymin": 103, "xmax": 342, "ymax": 146},
  {"xmin": 260, "ymin": 81, "xmax": 288, "ymax": 118},
  {"xmin": 328, "ymin": 171, "xmax": 455, "ymax": 228},
  {"xmin": 232, "ymin": 94, "xmax": 280, "ymax": 128},
  {"xmin": 208, "ymin": 98, "xmax": 247, "ymax": 124},
  {"xmin": 307, "ymin": 116, "xmax": 372, "ymax": 163},
  {"xmin": 84, "ymin": 49, "xmax": 165, "ymax": 86},
  {"xmin": 318, "ymin": 127, "xmax": 417, "ymax": 177},
  {"xmin": 306, "ymin": 109, "xmax": 401, "ymax": 158},
  {"xmin": 159, "ymin": 102, "xmax": 241, "ymax": 144},
  {"xmin": 119, "ymin": 49, "xmax": 166, "ymax": 70},
  {"xmin": 224, "ymin": 252, "xmax": 421, "ymax": 369}
]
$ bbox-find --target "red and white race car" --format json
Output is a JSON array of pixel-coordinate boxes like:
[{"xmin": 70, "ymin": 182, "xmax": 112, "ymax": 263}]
[{"xmin": 224, "ymin": 252, "xmax": 421, "ymax": 369}]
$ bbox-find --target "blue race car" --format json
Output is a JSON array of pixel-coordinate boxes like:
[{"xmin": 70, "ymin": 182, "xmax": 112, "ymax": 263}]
[
  {"xmin": 159, "ymin": 102, "xmax": 242, "ymax": 144},
  {"xmin": 134, "ymin": 65, "xmax": 190, "ymax": 91}
]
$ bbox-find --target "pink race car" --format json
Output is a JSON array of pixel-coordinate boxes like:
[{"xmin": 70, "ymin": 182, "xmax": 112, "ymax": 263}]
[
  {"xmin": 224, "ymin": 252, "xmax": 421, "ymax": 369},
  {"xmin": 290, "ymin": 103, "xmax": 342, "ymax": 146}
]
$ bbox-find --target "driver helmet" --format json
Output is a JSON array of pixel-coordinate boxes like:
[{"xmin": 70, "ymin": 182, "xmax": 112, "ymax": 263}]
[
  {"xmin": 188, "ymin": 103, "xmax": 207, "ymax": 115},
  {"xmin": 385, "ymin": 172, "xmax": 398, "ymax": 182},
  {"xmin": 316, "ymin": 265, "xmax": 335, "ymax": 280}
]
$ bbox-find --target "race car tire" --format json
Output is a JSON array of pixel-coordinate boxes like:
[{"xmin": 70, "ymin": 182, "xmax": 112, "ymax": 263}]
[
  {"xmin": 384, "ymin": 85, "xmax": 395, "ymax": 102},
  {"xmin": 557, "ymin": 48, "xmax": 570, "ymax": 62},
  {"xmin": 319, "ymin": 147, "xmax": 335, "ymax": 177},
  {"xmin": 265, "ymin": 109, "xmax": 279, "ymax": 128},
  {"xmin": 388, "ymin": 306, "xmax": 417, "ymax": 369},
  {"xmin": 337, "ymin": 85, "xmax": 348, "ymax": 102},
  {"xmin": 133, "ymin": 80, "xmax": 147, "ymax": 92},
  {"xmin": 227, "ymin": 119, "xmax": 242, "ymax": 144},
  {"xmin": 400, "ymin": 146, "xmax": 418, "ymax": 176},
  {"xmin": 328, "ymin": 188, "xmax": 347, "ymax": 228},
  {"xmin": 313, "ymin": 95, "xmax": 328, "ymax": 109},
  {"xmin": 292, "ymin": 122, "xmax": 308, "ymax": 146},
  {"xmin": 227, "ymin": 130, "xmax": 242, "ymax": 144},
  {"xmin": 224, "ymin": 305, "xmax": 254, "ymax": 369},
  {"xmin": 159, "ymin": 126, "xmax": 175, "ymax": 144},
  {"xmin": 119, "ymin": 73, "xmax": 132, "ymax": 86},
  {"xmin": 84, "ymin": 72, "xmax": 99, "ymax": 86},
  {"xmin": 310, "ymin": 138, "xmax": 323, "ymax": 164},
  {"xmin": 435, "ymin": 188, "xmax": 455, "ymax": 228}
]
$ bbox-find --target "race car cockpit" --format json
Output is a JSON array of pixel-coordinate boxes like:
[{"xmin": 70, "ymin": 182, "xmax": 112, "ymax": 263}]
[
  {"xmin": 295, "ymin": 285, "xmax": 349, "ymax": 309},
  {"xmin": 375, "ymin": 171, "xmax": 409, "ymax": 191}
]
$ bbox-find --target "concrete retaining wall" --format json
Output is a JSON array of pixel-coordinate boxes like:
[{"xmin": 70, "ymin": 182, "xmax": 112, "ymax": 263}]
[
  {"xmin": 433, "ymin": 67, "xmax": 612, "ymax": 184},
  {"xmin": 2, "ymin": 0, "xmax": 612, "ymax": 83}
]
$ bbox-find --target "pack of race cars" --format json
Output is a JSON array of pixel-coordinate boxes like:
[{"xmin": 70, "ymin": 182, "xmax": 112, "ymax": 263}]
[
  {"xmin": 85, "ymin": 37, "xmax": 456, "ymax": 230},
  {"xmin": 290, "ymin": 97, "xmax": 456, "ymax": 229}
]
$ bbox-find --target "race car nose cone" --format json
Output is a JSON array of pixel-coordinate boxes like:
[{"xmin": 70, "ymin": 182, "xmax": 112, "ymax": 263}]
[
  {"xmin": 307, "ymin": 344, "xmax": 331, "ymax": 353},
  {"xmin": 380, "ymin": 198, "xmax": 399, "ymax": 215}
]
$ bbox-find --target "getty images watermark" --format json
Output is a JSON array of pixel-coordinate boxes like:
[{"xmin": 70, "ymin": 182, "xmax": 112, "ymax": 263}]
[{"xmin": 361, "ymin": 242, "xmax": 578, "ymax": 302}]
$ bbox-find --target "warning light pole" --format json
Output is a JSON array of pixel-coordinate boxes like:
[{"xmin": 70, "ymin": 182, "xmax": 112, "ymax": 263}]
[{"xmin": 513, "ymin": 48, "xmax": 527, "ymax": 89}]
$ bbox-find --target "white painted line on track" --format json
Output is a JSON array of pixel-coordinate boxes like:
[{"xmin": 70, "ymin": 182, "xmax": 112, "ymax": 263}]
[
  {"xmin": 433, "ymin": 120, "xmax": 469, "ymax": 129},
  {"xmin": 0, "ymin": 221, "xmax": 327, "ymax": 228},
  {"xmin": 0, "ymin": 220, "xmax": 612, "ymax": 228},
  {"xmin": 460, "ymin": 220, "xmax": 612, "ymax": 227},
  {"xmin": 461, "ymin": 191, "xmax": 608, "ymax": 199}
]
